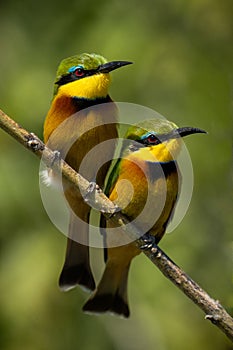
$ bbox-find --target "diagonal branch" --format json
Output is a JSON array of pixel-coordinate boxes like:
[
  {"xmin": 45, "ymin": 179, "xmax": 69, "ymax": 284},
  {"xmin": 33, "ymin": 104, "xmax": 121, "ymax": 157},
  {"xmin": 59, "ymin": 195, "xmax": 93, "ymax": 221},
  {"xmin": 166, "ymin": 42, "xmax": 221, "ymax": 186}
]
[{"xmin": 0, "ymin": 109, "xmax": 233, "ymax": 342}]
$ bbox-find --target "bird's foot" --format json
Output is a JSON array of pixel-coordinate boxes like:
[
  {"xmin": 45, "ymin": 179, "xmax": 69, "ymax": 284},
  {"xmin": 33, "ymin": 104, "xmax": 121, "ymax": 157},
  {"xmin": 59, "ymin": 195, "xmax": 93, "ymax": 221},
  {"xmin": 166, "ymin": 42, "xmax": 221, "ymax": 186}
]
[
  {"xmin": 83, "ymin": 182, "xmax": 100, "ymax": 203},
  {"xmin": 26, "ymin": 132, "xmax": 44, "ymax": 151},
  {"xmin": 87, "ymin": 182, "xmax": 99, "ymax": 194},
  {"xmin": 51, "ymin": 150, "xmax": 61, "ymax": 166},
  {"xmin": 140, "ymin": 233, "xmax": 157, "ymax": 250}
]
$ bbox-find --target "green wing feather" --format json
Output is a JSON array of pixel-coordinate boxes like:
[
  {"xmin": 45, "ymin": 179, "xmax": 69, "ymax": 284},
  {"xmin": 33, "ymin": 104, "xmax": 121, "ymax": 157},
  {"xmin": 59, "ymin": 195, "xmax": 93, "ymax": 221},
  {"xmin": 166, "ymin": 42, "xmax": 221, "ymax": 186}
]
[
  {"xmin": 104, "ymin": 158, "xmax": 121, "ymax": 196},
  {"xmin": 101, "ymin": 157, "xmax": 122, "ymax": 262}
]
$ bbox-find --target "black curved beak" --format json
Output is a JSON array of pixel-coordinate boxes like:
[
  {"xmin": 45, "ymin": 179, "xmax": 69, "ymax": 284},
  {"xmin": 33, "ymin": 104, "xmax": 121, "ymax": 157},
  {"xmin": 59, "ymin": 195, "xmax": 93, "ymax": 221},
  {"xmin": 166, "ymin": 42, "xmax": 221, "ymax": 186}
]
[
  {"xmin": 98, "ymin": 61, "xmax": 133, "ymax": 73},
  {"xmin": 176, "ymin": 127, "xmax": 207, "ymax": 138},
  {"xmin": 158, "ymin": 127, "xmax": 207, "ymax": 143}
]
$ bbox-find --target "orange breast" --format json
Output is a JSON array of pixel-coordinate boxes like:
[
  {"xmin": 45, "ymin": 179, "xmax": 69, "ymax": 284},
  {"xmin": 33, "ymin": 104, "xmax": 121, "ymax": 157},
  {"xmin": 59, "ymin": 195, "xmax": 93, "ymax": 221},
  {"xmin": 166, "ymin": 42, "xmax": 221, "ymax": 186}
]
[
  {"xmin": 43, "ymin": 95, "xmax": 77, "ymax": 143},
  {"xmin": 109, "ymin": 158, "xmax": 148, "ymax": 217}
]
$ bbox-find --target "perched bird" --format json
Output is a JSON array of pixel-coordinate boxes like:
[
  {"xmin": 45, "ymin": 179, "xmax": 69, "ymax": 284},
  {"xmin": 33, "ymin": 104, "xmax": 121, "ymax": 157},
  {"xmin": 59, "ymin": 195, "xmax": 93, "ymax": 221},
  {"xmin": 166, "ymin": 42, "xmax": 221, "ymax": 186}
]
[
  {"xmin": 83, "ymin": 118, "xmax": 206, "ymax": 317},
  {"xmin": 43, "ymin": 53, "xmax": 132, "ymax": 292}
]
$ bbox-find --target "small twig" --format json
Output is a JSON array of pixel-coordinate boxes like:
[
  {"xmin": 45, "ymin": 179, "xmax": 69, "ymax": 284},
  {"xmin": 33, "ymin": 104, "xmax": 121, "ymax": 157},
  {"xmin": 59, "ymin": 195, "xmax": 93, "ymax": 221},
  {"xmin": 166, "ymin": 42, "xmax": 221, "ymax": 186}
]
[
  {"xmin": 0, "ymin": 109, "xmax": 233, "ymax": 342},
  {"xmin": 140, "ymin": 244, "xmax": 233, "ymax": 341}
]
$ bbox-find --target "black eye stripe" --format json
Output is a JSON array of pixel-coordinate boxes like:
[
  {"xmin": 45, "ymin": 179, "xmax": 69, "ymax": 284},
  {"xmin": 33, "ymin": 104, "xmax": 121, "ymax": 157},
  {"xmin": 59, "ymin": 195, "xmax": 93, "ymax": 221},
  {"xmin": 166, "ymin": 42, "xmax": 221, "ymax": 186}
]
[
  {"xmin": 55, "ymin": 74, "xmax": 74, "ymax": 86},
  {"xmin": 56, "ymin": 67, "xmax": 99, "ymax": 86}
]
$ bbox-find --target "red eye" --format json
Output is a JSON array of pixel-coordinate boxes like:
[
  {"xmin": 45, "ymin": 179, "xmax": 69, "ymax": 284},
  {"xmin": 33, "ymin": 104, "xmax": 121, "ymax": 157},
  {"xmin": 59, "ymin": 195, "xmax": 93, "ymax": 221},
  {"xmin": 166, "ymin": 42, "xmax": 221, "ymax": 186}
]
[
  {"xmin": 74, "ymin": 68, "xmax": 85, "ymax": 77},
  {"xmin": 147, "ymin": 134, "xmax": 158, "ymax": 144}
]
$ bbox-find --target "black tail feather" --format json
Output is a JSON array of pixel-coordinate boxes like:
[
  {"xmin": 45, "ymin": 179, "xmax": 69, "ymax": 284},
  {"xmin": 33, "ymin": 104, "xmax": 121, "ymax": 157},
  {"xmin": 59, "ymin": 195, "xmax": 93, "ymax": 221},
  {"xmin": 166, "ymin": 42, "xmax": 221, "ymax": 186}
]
[
  {"xmin": 59, "ymin": 263, "xmax": 95, "ymax": 292},
  {"xmin": 59, "ymin": 236, "xmax": 95, "ymax": 292},
  {"xmin": 82, "ymin": 293, "xmax": 130, "ymax": 318}
]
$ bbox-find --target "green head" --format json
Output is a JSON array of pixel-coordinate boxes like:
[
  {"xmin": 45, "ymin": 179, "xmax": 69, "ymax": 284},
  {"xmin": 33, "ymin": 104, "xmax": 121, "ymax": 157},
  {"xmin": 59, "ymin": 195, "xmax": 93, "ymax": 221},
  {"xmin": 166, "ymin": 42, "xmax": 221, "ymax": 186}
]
[
  {"xmin": 125, "ymin": 118, "xmax": 205, "ymax": 143},
  {"xmin": 53, "ymin": 53, "xmax": 132, "ymax": 96},
  {"xmin": 125, "ymin": 119, "xmax": 178, "ymax": 141},
  {"xmin": 121, "ymin": 118, "xmax": 206, "ymax": 160}
]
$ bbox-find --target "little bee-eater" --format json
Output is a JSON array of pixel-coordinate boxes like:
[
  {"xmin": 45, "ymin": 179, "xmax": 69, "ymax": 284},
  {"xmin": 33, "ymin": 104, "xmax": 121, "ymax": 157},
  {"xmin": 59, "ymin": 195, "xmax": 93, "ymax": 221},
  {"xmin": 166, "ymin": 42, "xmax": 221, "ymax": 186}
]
[
  {"xmin": 43, "ymin": 53, "xmax": 132, "ymax": 292},
  {"xmin": 83, "ymin": 118, "xmax": 206, "ymax": 317}
]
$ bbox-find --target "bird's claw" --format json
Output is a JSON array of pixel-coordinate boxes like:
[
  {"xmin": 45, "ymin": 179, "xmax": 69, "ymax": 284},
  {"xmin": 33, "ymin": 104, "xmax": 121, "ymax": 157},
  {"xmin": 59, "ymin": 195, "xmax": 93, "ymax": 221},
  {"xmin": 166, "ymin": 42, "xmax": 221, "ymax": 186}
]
[
  {"xmin": 83, "ymin": 182, "xmax": 100, "ymax": 202},
  {"xmin": 51, "ymin": 150, "xmax": 61, "ymax": 166},
  {"xmin": 26, "ymin": 133, "xmax": 44, "ymax": 151},
  {"xmin": 87, "ymin": 182, "xmax": 99, "ymax": 194},
  {"xmin": 140, "ymin": 233, "xmax": 156, "ymax": 250}
]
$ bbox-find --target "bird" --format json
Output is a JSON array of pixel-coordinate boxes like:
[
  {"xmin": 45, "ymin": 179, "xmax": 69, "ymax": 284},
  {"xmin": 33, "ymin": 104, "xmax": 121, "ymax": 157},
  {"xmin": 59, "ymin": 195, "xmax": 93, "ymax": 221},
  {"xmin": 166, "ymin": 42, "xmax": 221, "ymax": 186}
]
[
  {"xmin": 82, "ymin": 118, "xmax": 206, "ymax": 317},
  {"xmin": 43, "ymin": 53, "xmax": 132, "ymax": 292}
]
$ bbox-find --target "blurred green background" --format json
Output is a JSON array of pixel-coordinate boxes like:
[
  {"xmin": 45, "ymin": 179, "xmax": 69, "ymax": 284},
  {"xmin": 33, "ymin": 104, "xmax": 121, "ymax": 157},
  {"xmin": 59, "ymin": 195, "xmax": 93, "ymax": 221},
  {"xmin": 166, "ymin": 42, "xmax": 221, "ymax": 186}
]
[{"xmin": 0, "ymin": 0, "xmax": 232, "ymax": 349}]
